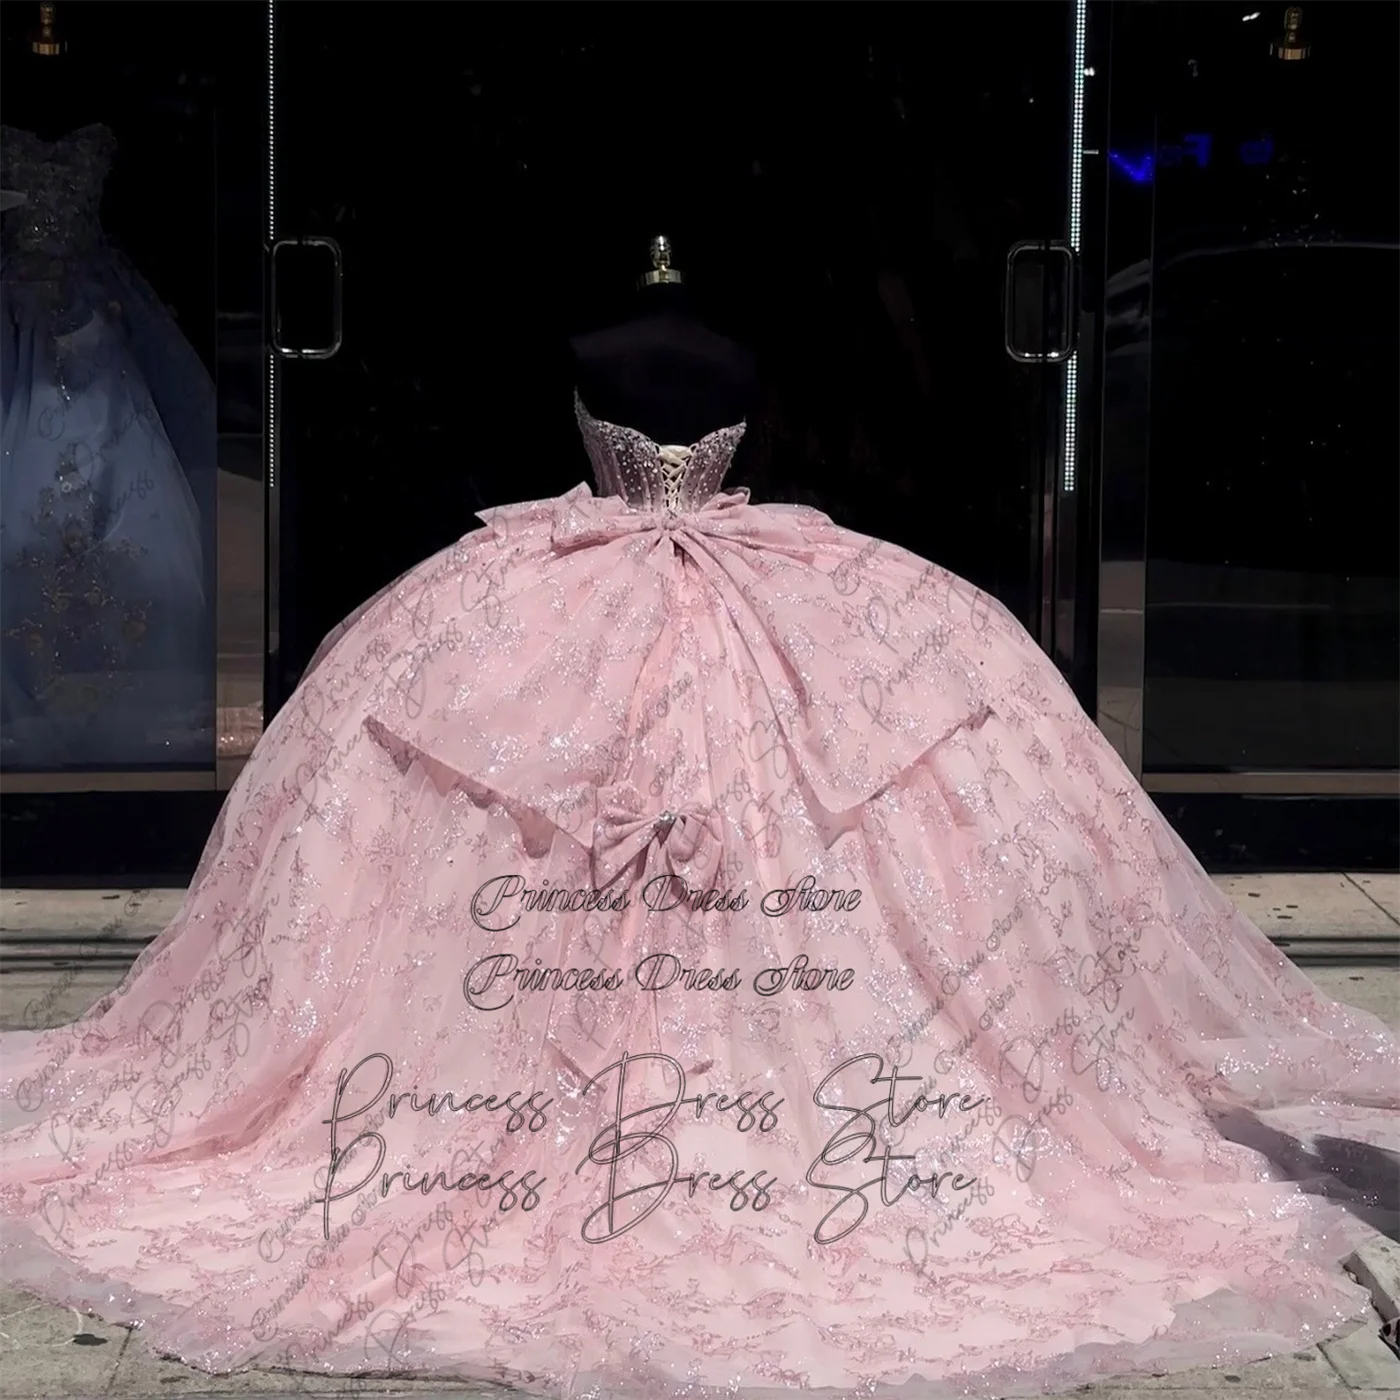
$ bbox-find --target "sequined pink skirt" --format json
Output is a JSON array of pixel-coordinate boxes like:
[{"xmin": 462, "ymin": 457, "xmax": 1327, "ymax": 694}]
[{"xmin": 2, "ymin": 484, "xmax": 1396, "ymax": 1399}]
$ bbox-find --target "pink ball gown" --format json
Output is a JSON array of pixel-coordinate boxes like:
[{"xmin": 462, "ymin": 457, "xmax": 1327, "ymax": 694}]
[{"xmin": 1, "ymin": 392, "xmax": 1396, "ymax": 1399}]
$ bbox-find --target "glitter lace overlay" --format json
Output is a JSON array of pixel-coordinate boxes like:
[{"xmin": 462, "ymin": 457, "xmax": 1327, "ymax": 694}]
[
  {"xmin": 1, "ymin": 124, "xmax": 211, "ymax": 765},
  {"xmin": 1, "ymin": 398, "xmax": 1397, "ymax": 1398},
  {"xmin": 3, "ymin": 124, "xmax": 111, "ymax": 266}
]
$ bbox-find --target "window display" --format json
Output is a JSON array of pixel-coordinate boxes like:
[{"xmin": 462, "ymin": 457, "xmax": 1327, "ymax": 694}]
[{"xmin": 1, "ymin": 121, "xmax": 214, "ymax": 769}]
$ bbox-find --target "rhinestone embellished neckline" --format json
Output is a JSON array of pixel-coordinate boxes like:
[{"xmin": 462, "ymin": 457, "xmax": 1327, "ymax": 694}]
[{"xmin": 573, "ymin": 391, "xmax": 747, "ymax": 515}]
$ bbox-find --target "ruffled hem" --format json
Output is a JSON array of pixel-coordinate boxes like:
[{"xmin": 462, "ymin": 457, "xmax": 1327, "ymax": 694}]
[{"xmin": 0, "ymin": 1207, "xmax": 1383, "ymax": 1400}]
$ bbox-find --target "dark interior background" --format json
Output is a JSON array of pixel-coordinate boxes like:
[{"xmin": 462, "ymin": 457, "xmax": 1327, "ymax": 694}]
[
  {"xmin": 1098, "ymin": 0, "xmax": 1399, "ymax": 866},
  {"xmin": 1, "ymin": 1, "xmax": 1394, "ymax": 877},
  {"xmin": 1130, "ymin": 2, "xmax": 1398, "ymax": 772},
  {"xmin": 270, "ymin": 3, "xmax": 1073, "ymax": 703}
]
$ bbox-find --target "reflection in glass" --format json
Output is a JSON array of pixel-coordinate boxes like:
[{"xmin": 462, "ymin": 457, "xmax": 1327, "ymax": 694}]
[
  {"xmin": 1132, "ymin": 4, "xmax": 1399, "ymax": 773},
  {"xmin": 1, "ymin": 122, "xmax": 214, "ymax": 769}
]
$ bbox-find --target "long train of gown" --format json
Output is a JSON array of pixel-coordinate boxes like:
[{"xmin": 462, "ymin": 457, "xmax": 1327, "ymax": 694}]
[
  {"xmin": 1, "ymin": 395, "xmax": 1397, "ymax": 1399},
  {"xmin": 1, "ymin": 123, "xmax": 212, "ymax": 768}
]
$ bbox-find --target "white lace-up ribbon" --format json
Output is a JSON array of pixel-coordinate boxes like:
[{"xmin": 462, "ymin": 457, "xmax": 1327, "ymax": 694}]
[{"xmin": 657, "ymin": 444, "xmax": 692, "ymax": 513}]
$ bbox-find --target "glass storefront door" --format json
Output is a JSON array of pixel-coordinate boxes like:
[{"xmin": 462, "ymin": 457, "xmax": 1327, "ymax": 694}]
[
  {"xmin": 1, "ymin": 1, "xmax": 1096, "ymax": 879},
  {"xmin": 267, "ymin": 2, "xmax": 1092, "ymax": 712},
  {"xmin": 1095, "ymin": 0, "xmax": 1399, "ymax": 864},
  {"xmin": 0, "ymin": 2, "xmax": 265, "ymax": 878}
]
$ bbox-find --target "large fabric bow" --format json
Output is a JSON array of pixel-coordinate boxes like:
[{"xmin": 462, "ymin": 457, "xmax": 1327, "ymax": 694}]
[
  {"xmin": 590, "ymin": 785, "xmax": 721, "ymax": 890},
  {"xmin": 550, "ymin": 484, "xmax": 817, "ymax": 566}
]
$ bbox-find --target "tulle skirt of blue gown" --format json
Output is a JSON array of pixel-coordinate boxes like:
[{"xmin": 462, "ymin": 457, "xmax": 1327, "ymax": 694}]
[{"xmin": 1, "ymin": 249, "xmax": 215, "ymax": 768}]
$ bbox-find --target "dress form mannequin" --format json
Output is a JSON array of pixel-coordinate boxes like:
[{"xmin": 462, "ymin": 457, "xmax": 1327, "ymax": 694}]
[
  {"xmin": 2, "ymin": 34, "xmax": 104, "ymax": 221},
  {"xmin": 7, "ymin": 3, "xmax": 110, "ymax": 141},
  {"xmin": 569, "ymin": 236, "xmax": 757, "ymax": 445}
]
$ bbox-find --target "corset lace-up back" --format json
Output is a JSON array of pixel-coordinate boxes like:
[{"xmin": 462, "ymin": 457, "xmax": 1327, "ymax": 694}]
[{"xmin": 574, "ymin": 391, "xmax": 745, "ymax": 514}]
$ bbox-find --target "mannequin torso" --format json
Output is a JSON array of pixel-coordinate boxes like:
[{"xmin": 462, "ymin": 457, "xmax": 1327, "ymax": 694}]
[
  {"xmin": 5, "ymin": 52, "xmax": 110, "ymax": 144},
  {"xmin": 569, "ymin": 285, "xmax": 757, "ymax": 445}
]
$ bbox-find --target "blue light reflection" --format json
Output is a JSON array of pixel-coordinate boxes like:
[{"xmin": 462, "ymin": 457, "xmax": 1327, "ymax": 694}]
[{"xmin": 1109, "ymin": 134, "xmax": 1274, "ymax": 183}]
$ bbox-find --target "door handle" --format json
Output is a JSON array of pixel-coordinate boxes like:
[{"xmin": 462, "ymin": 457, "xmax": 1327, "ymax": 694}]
[
  {"xmin": 270, "ymin": 235, "xmax": 343, "ymax": 360},
  {"xmin": 1005, "ymin": 240, "xmax": 1079, "ymax": 363}
]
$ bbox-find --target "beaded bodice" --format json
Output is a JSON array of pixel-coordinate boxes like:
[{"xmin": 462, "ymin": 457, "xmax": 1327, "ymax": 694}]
[
  {"xmin": 0, "ymin": 123, "xmax": 114, "ymax": 268},
  {"xmin": 574, "ymin": 391, "xmax": 745, "ymax": 514}
]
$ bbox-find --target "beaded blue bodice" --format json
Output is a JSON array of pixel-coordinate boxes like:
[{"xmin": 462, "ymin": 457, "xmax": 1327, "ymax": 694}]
[{"xmin": 1, "ymin": 124, "xmax": 114, "ymax": 272}]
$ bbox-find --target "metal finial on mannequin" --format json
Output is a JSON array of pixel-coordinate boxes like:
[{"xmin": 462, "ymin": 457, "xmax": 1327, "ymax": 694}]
[
  {"xmin": 639, "ymin": 235, "xmax": 683, "ymax": 290},
  {"xmin": 1271, "ymin": 5, "xmax": 1310, "ymax": 59},
  {"xmin": 30, "ymin": 2, "xmax": 64, "ymax": 56}
]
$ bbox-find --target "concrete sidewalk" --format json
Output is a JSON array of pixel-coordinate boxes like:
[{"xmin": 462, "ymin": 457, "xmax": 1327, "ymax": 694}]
[{"xmin": 0, "ymin": 874, "xmax": 1397, "ymax": 1399}]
